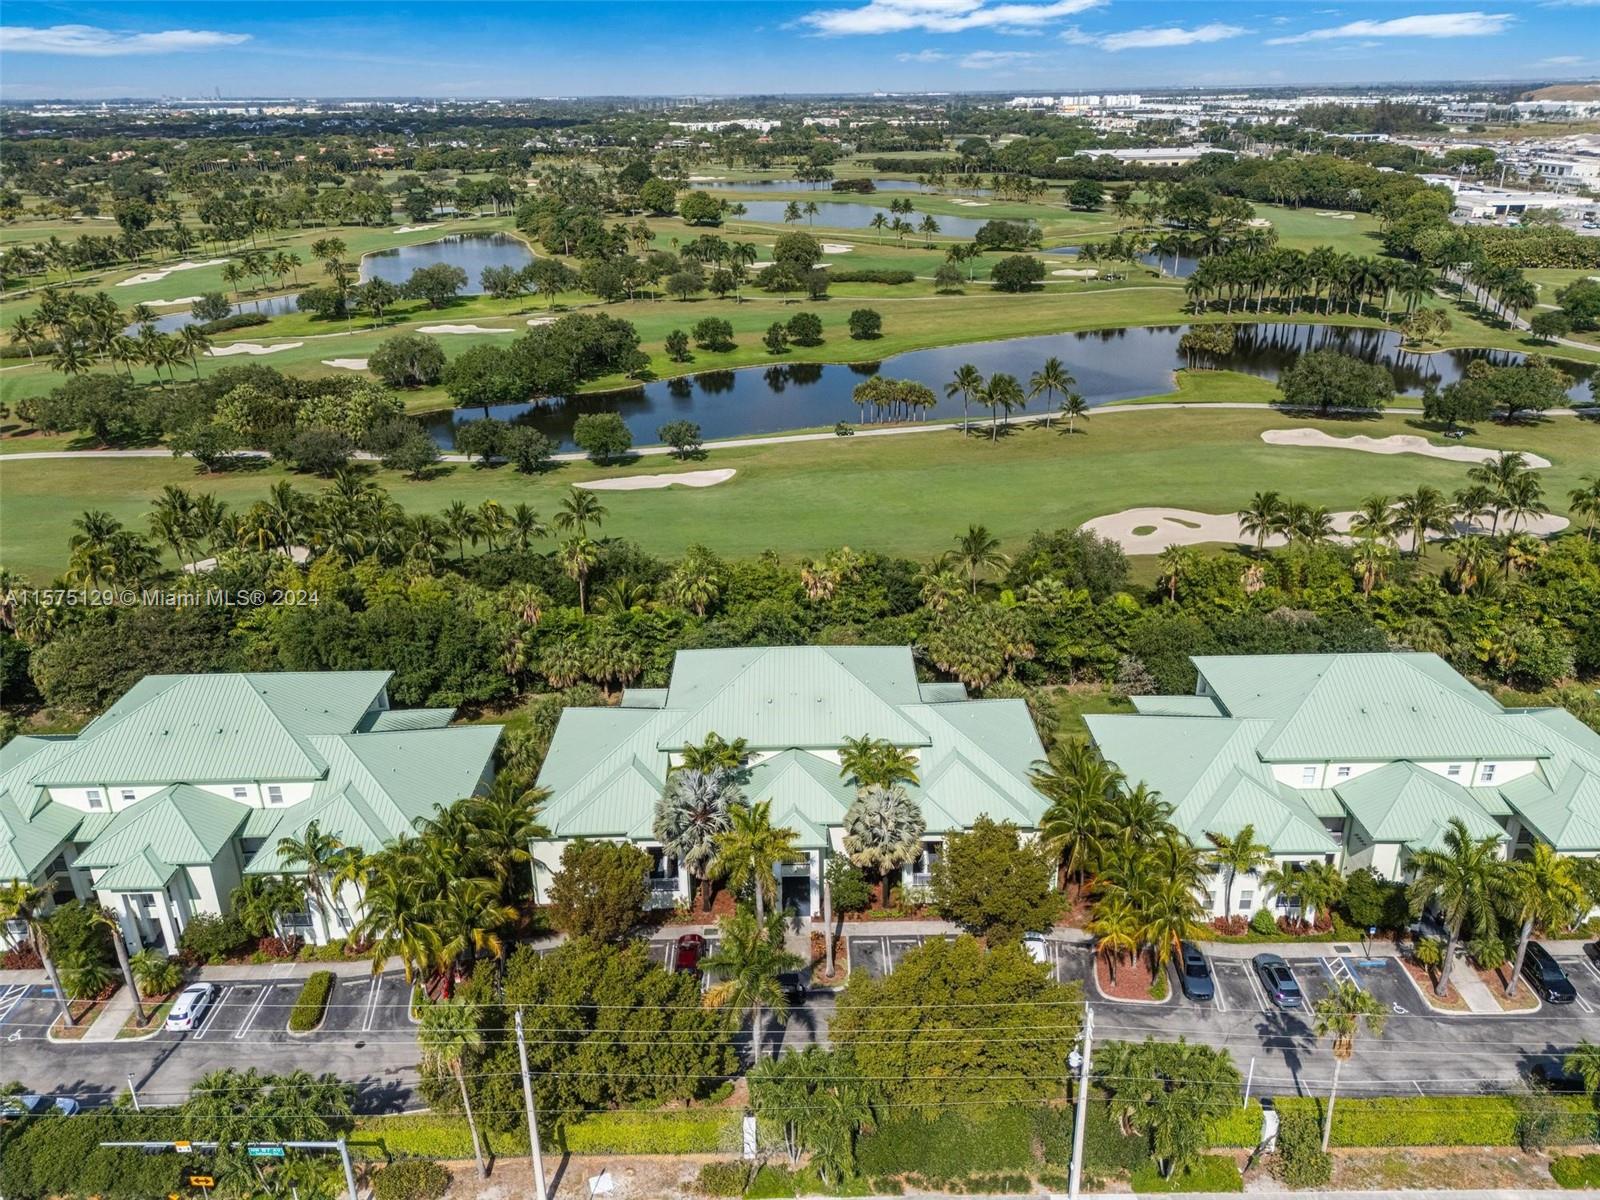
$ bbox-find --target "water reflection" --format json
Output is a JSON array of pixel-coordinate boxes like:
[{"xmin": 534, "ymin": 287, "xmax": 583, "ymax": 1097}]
[{"xmin": 359, "ymin": 232, "xmax": 534, "ymax": 293}]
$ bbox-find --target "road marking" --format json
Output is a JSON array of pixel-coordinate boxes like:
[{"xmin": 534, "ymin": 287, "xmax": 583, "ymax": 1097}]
[
  {"xmin": 362, "ymin": 974, "xmax": 384, "ymax": 1032},
  {"xmin": 191, "ymin": 986, "xmax": 232, "ymax": 1039},
  {"xmin": 1414, "ymin": 1080, "xmax": 1425, "ymax": 1096},
  {"xmin": 1322, "ymin": 956, "xmax": 1361, "ymax": 991},
  {"xmin": 235, "ymin": 985, "xmax": 272, "ymax": 1039},
  {"xmin": 1573, "ymin": 956, "xmax": 1600, "ymax": 985},
  {"xmin": 1392, "ymin": 1002, "xmax": 1409, "ymax": 1015},
  {"xmin": 0, "ymin": 984, "xmax": 29, "ymax": 1025},
  {"xmin": 1241, "ymin": 963, "xmax": 1271, "ymax": 1013},
  {"xmin": 1212, "ymin": 968, "xmax": 1228, "ymax": 1013}
]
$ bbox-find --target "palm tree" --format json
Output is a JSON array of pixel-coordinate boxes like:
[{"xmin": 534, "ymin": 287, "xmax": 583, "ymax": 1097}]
[
  {"xmin": 418, "ymin": 998, "xmax": 488, "ymax": 1178},
  {"xmin": 1205, "ymin": 826, "xmax": 1270, "ymax": 920},
  {"xmin": 945, "ymin": 363, "xmax": 982, "ymax": 435},
  {"xmin": 92, "ymin": 905, "xmax": 147, "ymax": 1026},
  {"xmin": 1313, "ymin": 981, "xmax": 1389, "ymax": 1151},
  {"xmin": 176, "ymin": 324, "xmax": 211, "ymax": 377},
  {"xmin": 275, "ymin": 821, "xmax": 346, "ymax": 944},
  {"xmin": 1393, "ymin": 485, "xmax": 1452, "ymax": 558},
  {"xmin": 354, "ymin": 848, "xmax": 443, "ymax": 983},
  {"xmin": 1568, "ymin": 474, "xmax": 1600, "ymax": 543},
  {"xmin": 1237, "ymin": 491, "xmax": 1286, "ymax": 554},
  {"xmin": 1059, "ymin": 392, "xmax": 1090, "ymax": 435},
  {"xmin": 655, "ymin": 768, "xmax": 740, "ymax": 910},
  {"xmin": 0, "ymin": 880, "xmax": 75, "ymax": 1028},
  {"xmin": 702, "ymin": 906, "xmax": 803, "ymax": 1064},
  {"xmin": 559, "ymin": 537, "xmax": 600, "ymax": 612},
  {"xmin": 554, "ymin": 488, "xmax": 607, "ymax": 538},
  {"xmin": 1032, "ymin": 741, "xmax": 1123, "ymax": 889},
  {"xmin": 952, "ymin": 523, "xmax": 1007, "ymax": 594},
  {"xmin": 837, "ymin": 734, "xmax": 919, "ymax": 790},
  {"xmin": 712, "ymin": 800, "xmax": 802, "ymax": 924},
  {"xmin": 1086, "ymin": 892, "xmax": 1140, "ymax": 983},
  {"xmin": 1496, "ymin": 844, "xmax": 1582, "ymax": 999},
  {"xmin": 1028, "ymin": 357, "xmax": 1075, "ymax": 428},
  {"xmin": 1565, "ymin": 1042, "xmax": 1600, "ymax": 1100},
  {"xmin": 842, "ymin": 784, "xmax": 925, "ymax": 906},
  {"xmin": 1407, "ymin": 816, "xmax": 1503, "ymax": 998},
  {"xmin": 1157, "ymin": 544, "xmax": 1198, "ymax": 603}
]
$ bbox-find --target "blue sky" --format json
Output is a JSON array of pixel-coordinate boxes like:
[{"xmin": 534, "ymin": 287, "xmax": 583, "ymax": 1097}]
[{"xmin": 1, "ymin": 1, "xmax": 1595, "ymax": 100}]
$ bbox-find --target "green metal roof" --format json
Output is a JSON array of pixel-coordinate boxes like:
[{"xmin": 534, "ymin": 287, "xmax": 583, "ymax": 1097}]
[
  {"xmin": 1131, "ymin": 695, "xmax": 1226, "ymax": 717},
  {"xmin": 1191, "ymin": 654, "xmax": 1551, "ymax": 763},
  {"xmin": 95, "ymin": 847, "xmax": 179, "ymax": 892},
  {"xmin": 745, "ymin": 751, "xmax": 857, "ymax": 847},
  {"xmin": 1499, "ymin": 709, "xmax": 1600, "ymax": 851},
  {"xmin": 76, "ymin": 784, "xmax": 248, "ymax": 869},
  {"xmin": 357, "ymin": 707, "xmax": 456, "ymax": 733},
  {"xmin": 245, "ymin": 784, "xmax": 398, "ymax": 873},
  {"xmin": 0, "ymin": 786, "xmax": 80, "ymax": 880},
  {"xmin": 1335, "ymin": 762, "xmax": 1506, "ymax": 851}
]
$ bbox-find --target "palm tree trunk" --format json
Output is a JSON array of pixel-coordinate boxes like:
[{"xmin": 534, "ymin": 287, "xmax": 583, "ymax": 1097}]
[
  {"xmin": 457, "ymin": 1064, "xmax": 487, "ymax": 1178},
  {"xmin": 751, "ymin": 999, "xmax": 763, "ymax": 1064},
  {"xmin": 1438, "ymin": 921, "xmax": 1461, "ymax": 998},
  {"xmin": 753, "ymin": 865, "xmax": 765, "ymax": 926},
  {"xmin": 111, "ymin": 926, "xmax": 146, "ymax": 1026},
  {"xmin": 1508, "ymin": 917, "xmax": 1533, "ymax": 998},
  {"xmin": 37, "ymin": 933, "xmax": 75, "ymax": 1028},
  {"xmin": 1322, "ymin": 1056, "xmax": 1342, "ymax": 1152}
]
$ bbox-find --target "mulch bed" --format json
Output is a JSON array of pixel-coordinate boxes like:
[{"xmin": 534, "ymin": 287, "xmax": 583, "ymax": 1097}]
[
  {"xmin": 50, "ymin": 992, "xmax": 113, "ymax": 1040},
  {"xmin": 1399, "ymin": 956, "xmax": 1467, "ymax": 1010},
  {"xmin": 809, "ymin": 932, "xmax": 847, "ymax": 986},
  {"xmin": 1478, "ymin": 964, "xmax": 1540, "ymax": 1011},
  {"xmin": 1095, "ymin": 952, "xmax": 1166, "ymax": 1001}
]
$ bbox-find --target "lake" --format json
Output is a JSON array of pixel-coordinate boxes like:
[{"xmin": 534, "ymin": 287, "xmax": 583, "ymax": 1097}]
[
  {"xmin": 697, "ymin": 178, "xmax": 991, "ymax": 196},
  {"xmin": 1047, "ymin": 245, "xmax": 1201, "ymax": 278},
  {"xmin": 422, "ymin": 322, "xmax": 1595, "ymax": 450},
  {"xmin": 359, "ymin": 232, "xmax": 534, "ymax": 294},
  {"xmin": 132, "ymin": 292, "xmax": 301, "ymax": 334},
  {"xmin": 730, "ymin": 200, "xmax": 1001, "ymax": 239}
]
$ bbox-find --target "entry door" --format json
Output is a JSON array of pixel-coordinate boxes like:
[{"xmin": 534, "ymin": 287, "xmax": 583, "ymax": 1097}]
[{"xmin": 781, "ymin": 873, "xmax": 811, "ymax": 918}]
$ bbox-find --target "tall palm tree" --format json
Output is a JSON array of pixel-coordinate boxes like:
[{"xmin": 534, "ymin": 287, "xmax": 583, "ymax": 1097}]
[
  {"xmin": 655, "ymin": 768, "xmax": 740, "ymax": 910},
  {"xmin": 91, "ymin": 905, "xmax": 146, "ymax": 1026},
  {"xmin": 952, "ymin": 523, "xmax": 1007, "ymax": 595},
  {"xmin": 464, "ymin": 777, "xmax": 550, "ymax": 906},
  {"xmin": 842, "ymin": 784, "xmax": 925, "ymax": 906},
  {"xmin": 1496, "ymin": 844, "xmax": 1582, "ymax": 999},
  {"xmin": 1028, "ymin": 357, "xmax": 1074, "ymax": 429},
  {"xmin": 559, "ymin": 536, "xmax": 600, "ymax": 612},
  {"xmin": 1393, "ymin": 485, "xmax": 1452, "ymax": 558},
  {"xmin": 1205, "ymin": 825, "xmax": 1271, "ymax": 920},
  {"xmin": 837, "ymin": 734, "xmax": 919, "ymax": 790},
  {"xmin": 1313, "ymin": 981, "xmax": 1388, "ymax": 1151},
  {"xmin": 712, "ymin": 800, "xmax": 802, "ymax": 924},
  {"xmin": 702, "ymin": 906, "xmax": 804, "ymax": 1064},
  {"xmin": 275, "ymin": 821, "xmax": 347, "ymax": 945},
  {"xmin": 1237, "ymin": 491, "xmax": 1286, "ymax": 554},
  {"xmin": 945, "ymin": 363, "xmax": 982, "ymax": 435},
  {"xmin": 1060, "ymin": 392, "xmax": 1090, "ymax": 435},
  {"xmin": 1032, "ymin": 741, "xmax": 1123, "ymax": 889},
  {"xmin": 0, "ymin": 881, "xmax": 75, "ymax": 1027},
  {"xmin": 554, "ymin": 489, "xmax": 607, "ymax": 539},
  {"xmin": 354, "ymin": 847, "xmax": 444, "ymax": 983},
  {"xmin": 1407, "ymin": 816, "xmax": 1503, "ymax": 998},
  {"xmin": 1086, "ymin": 892, "xmax": 1141, "ymax": 983},
  {"xmin": 1568, "ymin": 474, "xmax": 1600, "ymax": 543},
  {"xmin": 419, "ymin": 998, "xmax": 488, "ymax": 1178}
]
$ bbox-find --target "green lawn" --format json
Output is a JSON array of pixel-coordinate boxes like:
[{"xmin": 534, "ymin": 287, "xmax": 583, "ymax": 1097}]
[
  {"xmin": 1251, "ymin": 204, "xmax": 1386, "ymax": 256},
  {"xmin": 5, "ymin": 402, "xmax": 1596, "ymax": 583}
]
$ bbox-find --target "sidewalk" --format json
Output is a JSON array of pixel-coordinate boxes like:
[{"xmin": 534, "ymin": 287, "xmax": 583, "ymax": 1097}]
[
  {"xmin": 80, "ymin": 985, "xmax": 141, "ymax": 1042},
  {"xmin": 1450, "ymin": 968, "xmax": 1505, "ymax": 1015}
]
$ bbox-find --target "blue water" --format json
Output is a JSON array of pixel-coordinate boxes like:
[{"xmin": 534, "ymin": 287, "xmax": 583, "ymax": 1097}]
[
  {"xmin": 729, "ymin": 200, "xmax": 1003, "ymax": 239},
  {"xmin": 697, "ymin": 178, "xmax": 991, "ymax": 196},
  {"xmin": 359, "ymin": 232, "xmax": 534, "ymax": 294},
  {"xmin": 130, "ymin": 292, "xmax": 301, "ymax": 334}
]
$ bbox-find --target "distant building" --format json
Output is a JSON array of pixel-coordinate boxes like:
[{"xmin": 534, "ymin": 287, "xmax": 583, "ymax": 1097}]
[{"xmin": 1068, "ymin": 146, "xmax": 1230, "ymax": 167}]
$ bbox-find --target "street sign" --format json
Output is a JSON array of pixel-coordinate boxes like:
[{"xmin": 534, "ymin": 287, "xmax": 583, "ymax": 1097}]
[
  {"xmin": 247, "ymin": 1144, "xmax": 286, "ymax": 1158},
  {"xmin": 174, "ymin": 1141, "xmax": 193, "ymax": 1154},
  {"xmin": 188, "ymin": 1176, "xmax": 215, "ymax": 1188}
]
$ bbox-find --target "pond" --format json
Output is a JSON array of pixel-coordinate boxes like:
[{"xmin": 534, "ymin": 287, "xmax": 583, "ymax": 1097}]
[
  {"xmin": 422, "ymin": 322, "xmax": 1594, "ymax": 451},
  {"xmin": 730, "ymin": 200, "xmax": 1001, "ymax": 239},
  {"xmin": 131, "ymin": 292, "xmax": 301, "ymax": 334},
  {"xmin": 359, "ymin": 232, "xmax": 534, "ymax": 294},
  {"xmin": 1047, "ymin": 245, "xmax": 1201, "ymax": 278},
  {"xmin": 697, "ymin": 178, "xmax": 991, "ymax": 196}
]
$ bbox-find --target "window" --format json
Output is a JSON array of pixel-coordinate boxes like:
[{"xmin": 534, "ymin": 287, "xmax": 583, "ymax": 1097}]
[
  {"xmin": 1238, "ymin": 890, "xmax": 1254, "ymax": 910},
  {"xmin": 1446, "ymin": 764, "xmax": 1463, "ymax": 779},
  {"xmin": 232, "ymin": 786, "xmax": 249, "ymax": 801},
  {"xmin": 120, "ymin": 789, "xmax": 136, "ymax": 804},
  {"xmin": 912, "ymin": 840, "xmax": 941, "ymax": 883},
  {"xmin": 1300, "ymin": 766, "xmax": 1317, "ymax": 786},
  {"xmin": 1480, "ymin": 764, "xmax": 1497, "ymax": 784},
  {"xmin": 86, "ymin": 789, "xmax": 103, "ymax": 810},
  {"xmin": 1335, "ymin": 766, "xmax": 1351, "ymax": 780},
  {"xmin": 266, "ymin": 785, "xmax": 285, "ymax": 805},
  {"xmin": 647, "ymin": 848, "xmax": 676, "ymax": 881}
]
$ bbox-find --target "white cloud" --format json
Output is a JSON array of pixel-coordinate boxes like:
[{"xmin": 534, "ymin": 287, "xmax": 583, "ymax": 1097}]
[
  {"xmin": 896, "ymin": 48, "xmax": 950, "ymax": 60},
  {"xmin": 1, "ymin": 24, "xmax": 249, "ymax": 55},
  {"xmin": 801, "ymin": 0, "xmax": 1103, "ymax": 36},
  {"xmin": 1538, "ymin": 53, "xmax": 1587, "ymax": 63},
  {"xmin": 1091, "ymin": 22, "xmax": 1248, "ymax": 51},
  {"xmin": 1266, "ymin": 11, "xmax": 1512, "ymax": 44},
  {"xmin": 959, "ymin": 48, "xmax": 1043, "ymax": 67}
]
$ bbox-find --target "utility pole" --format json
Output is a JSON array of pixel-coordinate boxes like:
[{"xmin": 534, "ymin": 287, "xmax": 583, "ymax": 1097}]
[
  {"xmin": 514, "ymin": 1010, "xmax": 548, "ymax": 1200},
  {"xmin": 1068, "ymin": 1004, "xmax": 1093, "ymax": 1200}
]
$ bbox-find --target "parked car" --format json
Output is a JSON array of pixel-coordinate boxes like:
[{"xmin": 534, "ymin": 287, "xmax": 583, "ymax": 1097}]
[
  {"xmin": 1022, "ymin": 933, "xmax": 1051, "ymax": 965},
  {"xmin": 1521, "ymin": 942, "xmax": 1576, "ymax": 1004},
  {"xmin": 672, "ymin": 933, "xmax": 707, "ymax": 974},
  {"xmin": 165, "ymin": 982, "xmax": 219, "ymax": 1032},
  {"xmin": 1177, "ymin": 942, "xmax": 1214, "ymax": 1002},
  {"xmin": 1253, "ymin": 953, "xmax": 1302, "ymax": 1009},
  {"xmin": 777, "ymin": 971, "xmax": 808, "ymax": 1005},
  {"xmin": 0, "ymin": 1094, "xmax": 78, "ymax": 1118}
]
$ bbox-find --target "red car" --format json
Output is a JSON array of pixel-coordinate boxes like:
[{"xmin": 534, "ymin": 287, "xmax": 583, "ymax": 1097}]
[{"xmin": 673, "ymin": 933, "xmax": 706, "ymax": 973}]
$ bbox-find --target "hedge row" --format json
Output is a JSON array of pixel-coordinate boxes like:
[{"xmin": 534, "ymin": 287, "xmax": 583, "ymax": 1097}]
[
  {"xmin": 353, "ymin": 1109, "xmax": 739, "ymax": 1160},
  {"xmin": 288, "ymin": 971, "xmax": 335, "ymax": 1032},
  {"xmin": 1273, "ymin": 1095, "xmax": 1597, "ymax": 1148},
  {"xmin": 1552, "ymin": 1155, "xmax": 1600, "ymax": 1189},
  {"xmin": 826, "ymin": 269, "xmax": 916, "ymax": 285},
  {"xmin": 1128, "ymin": 1156, "xmax": 1244, "ymax": 1193},
  {"xmin": 1206, "ymin": 1100, "xmax": 1265, "ymax": 1148},
  {"xmin": 856, "ymin": 1108, "xmax": 1036, "ymax": 1179}
]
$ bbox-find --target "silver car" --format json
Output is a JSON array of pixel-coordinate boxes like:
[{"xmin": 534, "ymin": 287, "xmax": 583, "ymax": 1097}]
[{"xmin": 165, "ymin": 983, "xmax": 218, "ymax": 1032}]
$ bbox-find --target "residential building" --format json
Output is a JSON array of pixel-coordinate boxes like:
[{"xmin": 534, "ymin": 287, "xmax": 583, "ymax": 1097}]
[
  {"xmin": 0, "ymin": 672, "xmax": 500, "ymax": 953},
  {"xmin": 531, "ymin": 646, "xmax": 1047, "ymax": 915},
  {"xmin": 1086, "ymin": 653, "xmax": 1600, "ymax": 920},
  {"xmin": 1067, "ymin": 146, "xmax": 1231, "ymax": 167}
]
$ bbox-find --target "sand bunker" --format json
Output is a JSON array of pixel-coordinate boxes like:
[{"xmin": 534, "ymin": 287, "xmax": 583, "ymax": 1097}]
[
  {"xmin": 322, "ymin": 358, "xmax": 369, "ymax": 371},
  {"xmin": 391, "ymin": 223, "xmax": 439, "ymax": 234},
  {"xmin": 1314, "ymin": 211, "xmax": 1358, "ymax": 220},
  {"xmin": 576, "ymin": 469, "xmax": 736, "ymax": 492},
  {"xmin": 1051, "ymin": 268, "xmax": 1099, "ymax": 278},
  {"xmin": 820, "ymin": 243, "xmax": 854, "ymax": 254},
  {"xmin": 526, "ymin": 316, "xmax": 557, "ymax": 327},
  {"xmin": 119, "ymin": 259, "xmax": 229, "ymax": 287},
  {"xmin": 417, "ymin": 324, "xmax": 514, "ymax": 334},
  {"xmin": 149, "ymin": 296, "xmax": 204, "ymax": 307},
  {"xmin": 1085, "ymin": 506, "xmax": 1569, "ymax": 553},
  {"xmin": 1261, "ymin": 429, "xmax": 1552, "ymax": 469},
  {"xmin": 206, "ymin": 341, "xmax": 304, "ymax": 357},
  {"xmin": 950, "ymin": 199, "xmax": 990, "ymax": 207}
]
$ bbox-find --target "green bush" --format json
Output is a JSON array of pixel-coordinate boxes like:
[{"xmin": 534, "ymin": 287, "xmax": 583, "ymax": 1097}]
[
  {"xmin": 199, "ymin": 312, "xmax": 270, "ymax": 334},
  {"xmin": 355, "ymin": 1115, "xmax": 526, "ymax": 1161},
  {"xmin": 857, "ymin": 1108, "xmax": 1035, "ymax": 1181},
  {"xmin": 696, "ymin": 1160, "xmax": 749, "ymax": 1196},
  {"xmin": 1273, "ymin": 1095, "xmax": 1596, "ymax": 1148},
  {"xmin": 1207, "ymin": 1100, "xmax": 1265, "ymax": 1148},
  {"xmin": 827, "ymin": 270, "xmax": 915, "ymax": 285},
  {"xmin": 372, "ymin": 1159, "xmax": 450, "ymax": 1200},
  {"xmin": 561, "ymin": 1110, "xmax": 742, "ymax": 1154},
  {"xmin": 0, "ymin": 1110, "xmax": 188, "ymax": 1200},
  {"xmin": 177, "ymin": 912, "xmax": 249, "ymax": 963},
  {"xmin": 1552, "ymin": 1155, "xmax": 1600, "ymax": 1189},
  {"xmin": 1249, "ymin": 909, "xmax": 1280, "ymax": 937},
  {"xmin": 288, "ymin": 971, "xmax": 335, "ymax": 1032},
  {"xmin": 1273, "ymin": 1107, "xmax": 1330, "ymax": 1188},
  {"xmin": 1039, "ymin": 1101, "xmax": 1144, "ymax": 1173},
  {"xmin": 1129, "ymin": 1156, "xmax": 1243, "ymax": 1193}
]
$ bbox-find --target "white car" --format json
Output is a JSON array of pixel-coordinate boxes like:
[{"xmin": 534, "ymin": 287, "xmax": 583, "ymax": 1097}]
[
  {"xmin": 1023, "ymin": 933, "xmax": 1051, "ymax": 965},
  {"xmin": 165, "ymin": 983, "xmax": 218, "ymax": 1032}
]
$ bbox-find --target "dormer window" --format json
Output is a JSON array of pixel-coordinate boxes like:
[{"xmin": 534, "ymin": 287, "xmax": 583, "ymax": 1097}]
[
  {"xmin": 266, "ymin": 785, "xmax": 285, "ymax": 805},
  {"xmin": 1480, "ymin": 764, "xmax": 1497, "ymax": 784},
  {"xmin": 232, "ymin": 786, "xmax": 249, "ymax": 801},
  {"xmin": 1300, "ymin": 766, "xmax": 1317, "ymax": 786},
  {"xmin": 86, "ymin": 789, "xmax": 103, "ymax": 810},
  {"xmin": 1446, "ymin": 764, "xmax": 1463, "ymax": 779},
  {"xmin": 120, "ymin": 789, "xmax": 136, "ymax": 804},
  {"xmin": 1335, "ymin": 766, "xmax": 1351, "ymax": 780}
]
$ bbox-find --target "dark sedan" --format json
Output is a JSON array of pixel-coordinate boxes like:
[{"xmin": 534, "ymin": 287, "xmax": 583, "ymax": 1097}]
[
  {"xmin": 1522, "ymin": 942, "xmax": 1576, "ymax": 1004},
  {"xmin": 1177, "ymin": 942, "xmax": 1214, "ymax": 1002}
]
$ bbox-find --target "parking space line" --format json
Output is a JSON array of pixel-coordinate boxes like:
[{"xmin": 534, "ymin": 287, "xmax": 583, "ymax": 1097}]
[
  {"xmin": 0, "ymin": 984, "xmax": 28, "ymax": 1025},
  {"xmin": 1574, "ymin": 956, "xmax": 1600, "ymax": 985},
  {"xmin": 1212, "ymin": 965, "xmax": 1228, "ymax": 1012},
  {"xmin": 1322, "ymin": 956, "xmax": 1362, "ymax": 991},
  {"xmin": 362, "ymin": 974, "xmax": 383, "ymax": 1032},
  {"xmin": 1242, "ymin": 963, "xmax": 1270, "ymax": 1013},
  {"xmin": 235, "ymin": 984, "xmax": 272, "ymax": 1039},
  {"xmin": 191, "ymin": 985, "xmax": 232, "ymax": 1039}
]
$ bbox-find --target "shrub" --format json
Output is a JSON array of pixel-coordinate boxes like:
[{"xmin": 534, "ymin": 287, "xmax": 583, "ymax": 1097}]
[
  {"xmin": 355, "ymin": 1115, "xmax": 525, "ymax": 1161},
  {"xmin": 1129, "ymin": 1156, "xmax": 1243, "ymax": 1193},
  {"xmin": 1249, "ymin": 908, "xmax": 1280, "ymax": 936},
  {"xmin": 372, "ymin": 1159, "xmax": 451, "ymax": 1200},
  {"xmin": 846, "ymin": 308, "xmax": 882, "ymax": 339},
  {"xmin": 177, "ymin": 912, "xmax": 249, "ymax": 963},
  {"xmin": 1552, "ymin": 1155, "xmax": 1600, "ymax": 1189},
  {"xmin": 129, "ymin": 949, "xmax": 183, "ymax": 997},
  {"xmin": 828, "ymin": 269, "xmax": 915, "ymax": 284},
  {"xmin": 1210, "ymin": 916, "xmax": 1247, "ymax": 936},
  {"xmin": 857, "ymin": 1108, "xmax": 1035, "ymax": 1181},
  {"xmin": 1272, "ymin": 1095, "xmax": 1596, "ymax": 1148},
  {"xmin": 561, "ymin": 1110, "xmax": 742, "ymax": 1154},
  {"xmin": 1273, "ymin": 1106, "xmax": 1330, "ymax": 1188},
  {"xmin": 257, "ymin": 935, "xmax": 303, "ymax": 959},
  {"xmin": 199, "ymin": 311, "xmax": 270, "ymax": 334},
  {"xmin": 1207, "ymin": 1100, "xmax": 1265, "ymax": 1148},
  {"xmin": 288, "ymin": 970, "xmax": 335, "ymax": 1032},
  {"xmin": 697, "ymin": 1161, "xmax": 750, "ymax": 1196},
  {"xmin": 990, "ymin": 255, "xmax": 1045, "ymax": 293}
]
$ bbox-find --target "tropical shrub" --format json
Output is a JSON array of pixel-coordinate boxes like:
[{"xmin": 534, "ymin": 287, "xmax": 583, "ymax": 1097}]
[
  {"xmin": 1129, "ymin": 1156, "xmax": 1243, "ymax": 1193},
  {"xmin": 372, "ymin": 1159, "xmax": 450, "ymax": 1200},
  {"xmin": 1272, "ymin": 1106, "xmax": 1330, "ymax": 1187},
  {"xmin": 288, "ymin": 970, "xmax": 335, "ymax": 1032},
  {"xmin": 129, "ymin": 949, "xmax": 183, "ymax": 997},
  {"xmin": 1551, "ymin": 1155, "xmax": 1600, "ymax": 1189}
]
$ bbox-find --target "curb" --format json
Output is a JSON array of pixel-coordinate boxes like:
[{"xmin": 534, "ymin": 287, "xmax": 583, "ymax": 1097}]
[
  {"xmin": 1392, "ymin": 959, "xmax": 1489, "ymax": 1018},
  {"xmin": 1089, "ymin": 957, "xmax": 1176, "ymax": 1007}
]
